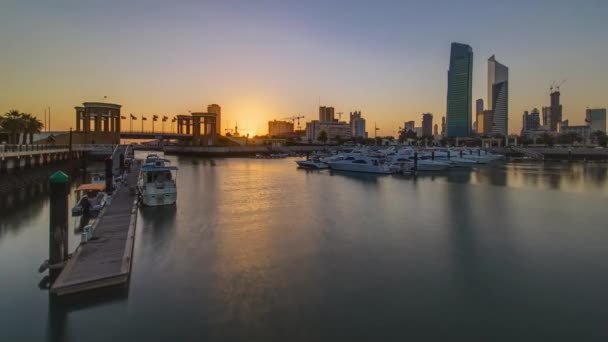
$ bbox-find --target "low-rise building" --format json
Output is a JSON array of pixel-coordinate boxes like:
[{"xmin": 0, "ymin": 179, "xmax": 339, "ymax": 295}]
[
  {"xmin": 558, "ymin": 120, "xmax": 590, "ymax": 142},
  {"xmin": 268, "ymin": 120, "xmax": 294, "ymax": 137},
  {"xmin": 306, "ymin": 120, "xmax": 351, "ymax": 143}
]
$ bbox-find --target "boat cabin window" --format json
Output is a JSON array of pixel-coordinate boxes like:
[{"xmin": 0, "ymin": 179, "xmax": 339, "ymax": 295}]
[
  {"xmin": 352, "ymin": 160, "xmax": 367, "ymax": 164},
  {"xmin": 345, "ymin": 157, "xmax": 355, "ymax": 161}
]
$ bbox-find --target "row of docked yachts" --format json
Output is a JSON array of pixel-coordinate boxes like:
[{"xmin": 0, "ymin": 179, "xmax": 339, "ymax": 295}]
[{"xmin": 296, "ymin": 146, "xmax": 504, "ymax": 174}]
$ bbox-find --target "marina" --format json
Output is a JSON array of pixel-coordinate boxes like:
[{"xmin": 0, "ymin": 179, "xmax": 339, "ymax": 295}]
[
  {"xmin": 2, "ymin": 154, "xmax": 608, "ymax": 340},
  {"xmin": 50, "ymin": 157, "xmax": 141, "ymax": 295}
]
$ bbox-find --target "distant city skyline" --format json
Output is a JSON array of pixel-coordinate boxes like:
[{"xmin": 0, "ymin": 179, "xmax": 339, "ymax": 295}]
[{"xmin": 1, "ymin": 1, "xmax": 607, "ymax": 136}]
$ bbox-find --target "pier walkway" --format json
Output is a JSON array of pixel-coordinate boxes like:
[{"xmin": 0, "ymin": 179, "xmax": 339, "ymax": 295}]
[{"xmin": 51, "ymin": 159, "xmax": 141, "ymax": 295}]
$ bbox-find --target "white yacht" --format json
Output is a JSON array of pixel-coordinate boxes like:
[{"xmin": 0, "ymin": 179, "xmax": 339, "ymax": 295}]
[
  {"xmin": 328, "ymin": 156, "xmax": 391, "ymax": 174},
  {"xmin": 296, "ymin": 157, "xmax": 329, "ymax": 169},
  {"xmin": 392, "ymin": 149, "xmax": 451, "ymax": 171},
  {"xmin": 137, "ymin": 155, "xmax": 178, "ymax": 206},
  {"xmin": 430, "ymin": 150, "xmax": 478, "ymax": 167}
]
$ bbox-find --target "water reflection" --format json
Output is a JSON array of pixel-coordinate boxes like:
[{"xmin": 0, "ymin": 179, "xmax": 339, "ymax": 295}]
[
  {"xmin": 2, "ymin": 157, "xmax": 608, "ymax": 340},
  {"xmin": 328, "ymin": 170, "xmax": 384, "ymax": 184}
]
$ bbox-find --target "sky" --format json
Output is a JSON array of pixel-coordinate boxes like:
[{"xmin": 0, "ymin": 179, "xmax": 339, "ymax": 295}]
[{"xmin": 1, "ymin": 0, "xmax": 607, "ymax": 136}]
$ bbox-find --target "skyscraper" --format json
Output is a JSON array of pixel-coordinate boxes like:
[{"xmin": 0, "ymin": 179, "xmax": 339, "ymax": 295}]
[
  {"xmin": 349, "ymin": 110, "xmax": 367, "ymax": 138},
  {"xmin": 487, "ymin": 55, "xmax": 508, "ymax": 136},
  {"xmin": 586, "ymin": 108, "xmax": 606, "ymax": 133},
  {"xmin": 421, "ymin": 113, "xmax": 433, "ymax": 137},
  {"xmin": 446, "ymin": 43, "xmax": 473, "ymax": 137},
  {"xmin": 522, "ymin": 108, "xmax": 541, "ymax": 135},
  {"xmin": 476, "ymin": 99, "xmax": 484, "ymax": 115},
  {"xmin": 207, "ymin": 104, "xmax": 221, "ymax": 134},
  {"xmin": 543, "ymin": 91, "xmax": 562, "ymax": 131},
  {"xmin": 404, "ymin": 121, "xmax": 415, "ymax": 132},
  {"xmin": 319, "ymin": 106, "xmax": 335, "ymax": 122}
]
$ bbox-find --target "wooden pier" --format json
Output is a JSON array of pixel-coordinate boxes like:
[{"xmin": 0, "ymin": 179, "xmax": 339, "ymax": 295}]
[{"xmin": 51, "ymin": 159, "xmax": 141, "ymax": 296}]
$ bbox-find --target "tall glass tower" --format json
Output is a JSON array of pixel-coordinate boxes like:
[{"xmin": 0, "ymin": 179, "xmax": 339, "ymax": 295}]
[
  {"xmin": 488, "ymin": 55, "xmax": 509, "ymax": 136},
  {"xmin": 446, "ymin": 43, "xmax": 473, "ymax": 137}
]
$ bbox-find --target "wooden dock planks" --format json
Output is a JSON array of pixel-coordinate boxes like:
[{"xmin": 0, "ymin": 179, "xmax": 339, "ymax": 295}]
[{"xmin": 51, "ymin": 160, "xmax": 141, "ymax": 296}]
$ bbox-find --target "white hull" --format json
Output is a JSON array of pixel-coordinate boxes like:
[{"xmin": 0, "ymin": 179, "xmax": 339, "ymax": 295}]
[
  {"xmin": 141, "ymin": 191, "xmax": 177, "ymax": 206},
  {"xmin": 296, "ymin": 160, "xmax": 329, "ymax": 169}
]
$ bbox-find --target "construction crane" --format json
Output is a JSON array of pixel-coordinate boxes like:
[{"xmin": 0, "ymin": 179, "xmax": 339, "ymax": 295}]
[
  {"xmin": 550, "ymin": 79, "xmax": 567, "ymax": 93},
  {"xmin": 336, "ymin": 112, "xmax": 344, "ymax": 121},
  {"xmin": 281, "ymin": 115, "xmax": 306, "ymax": 130}
]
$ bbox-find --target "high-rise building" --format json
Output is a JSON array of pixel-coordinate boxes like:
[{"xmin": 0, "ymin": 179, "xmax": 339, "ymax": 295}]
[
  {"xmin": 441, "ymin": 116, "xmax": 446, "ymax": 136},
  {"xmin": 268, "ymin": 120, "xmax": 294, "ymax": 136},
  {"xmin": 476, "ymin": 99, "xmax": 484, "ymax": 115},
  {"xmin": 543, "ymin": 91, "xmax": 562, "ymax": 131},
  {"xmin": 433, "ymin": 124, "xmax": 439, "ymax": 137},
  {"xmin": 487, "ymin": 55, "xmax": 508, "ymax": 136},
  {"xmin": 477, "ymin": 110, "xmax": 494, "ymax": 135},
  {"xmin": 404, "ymin": 121, "xmax": 415, "ymax": 132},
  {"xmin": 421, "ymin": 113, "xmax": 433, "ymax": 137},
  {"xmin": 349, "ymin": 110, "xmax": 367, "ymax": 138},
  {"xmin": 446, "ymin": 42, "xmax": 473, "ymax": 137},
  {"xmin": 522, "ymin": 108, "xmax": 541, "ymax": 135},
  {"xmin": 319, "ymin": 106, "xmax": 335, "ymax": 122},
  {"xmin": 586, "ymin": 108, "xmax": 606, "ymax": 133},
  {"xmin": 207, "ymin": 104, "xmax": 221, "ymax": 134},
  {"xmin": 474, "ymin": 98, "xmax": 484, "ymax": 134}
]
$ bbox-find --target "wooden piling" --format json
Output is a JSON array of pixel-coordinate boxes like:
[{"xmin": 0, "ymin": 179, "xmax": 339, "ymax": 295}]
[{"xmin": 49, "ymin": 171, "xmax": 69, "ymax": 283}]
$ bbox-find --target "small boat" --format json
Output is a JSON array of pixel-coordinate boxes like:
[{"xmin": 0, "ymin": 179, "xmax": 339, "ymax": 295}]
[
  {"xmin": 328, "ymin": 156, "xmax": 391, "ymax": 174},
  {"xmin": 138, "ymin": 155, "xmax": 178, "ymax": 206},
  {"xmin": 71, "ymin": 183, "xmax": 108, "ymax": 218},
  {"xmin": 296, "ymin": 157, "xmax": 329, "ymax": 169}
]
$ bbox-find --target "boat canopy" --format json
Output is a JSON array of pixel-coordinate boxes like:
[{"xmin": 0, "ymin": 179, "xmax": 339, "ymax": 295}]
[{"xmin": 76, "ymin": 183, "xmax": 106, "ymax": 192}]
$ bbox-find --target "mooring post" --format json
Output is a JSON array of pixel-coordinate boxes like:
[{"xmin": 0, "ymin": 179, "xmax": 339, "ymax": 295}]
[
  {"xmin": 478, "ymin": 149, "xmax": 481, "ymax": 156},
  {"xmin": 460, "ymin": 150, "xmax": 463, "ymax": 158},
  {"xmin": 414, "ymin": 151, "xmax": 418, "ymax": 171},
  {"xmin": 49, "ymin": 171, "xmax": 69, "ymax": 283},
  {"xmin": 105, "ymin": 157, "xmax": 113, "ymax": 194},
  {"xmin": 447, "ymin": 150, "xmax": 451, "ymax": 160},
  {"xmin": 431, "ymin": 151, "xmax": 435, "ymax": 160}
]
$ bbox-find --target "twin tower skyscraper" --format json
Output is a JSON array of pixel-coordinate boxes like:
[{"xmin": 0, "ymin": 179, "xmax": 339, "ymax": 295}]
[{"xmin": 446, "ymin": 42, "xmax": 508, "ymax": 137}]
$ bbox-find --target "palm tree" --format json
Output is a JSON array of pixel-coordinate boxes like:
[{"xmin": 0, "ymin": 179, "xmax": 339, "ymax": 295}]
[
  {"xmin": 22, "ymin": 113, "xmax": 43, "ymax": 144},
  {"xmin": 1, "ymin": 110, "xmax": 25, "ymax": 144}
]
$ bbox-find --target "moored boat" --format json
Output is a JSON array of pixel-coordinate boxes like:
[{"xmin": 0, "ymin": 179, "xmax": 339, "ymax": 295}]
[{"xmin": 137, "ymin": 155, "xmax": 178, "ymax": 206}]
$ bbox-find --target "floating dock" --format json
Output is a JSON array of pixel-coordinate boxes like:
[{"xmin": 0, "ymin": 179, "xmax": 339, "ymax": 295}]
[{"xmin": 51, "ymin": 160, "xmax": 141, "ymax": 296}]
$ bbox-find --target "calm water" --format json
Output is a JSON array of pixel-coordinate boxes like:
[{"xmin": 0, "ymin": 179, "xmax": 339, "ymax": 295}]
[{"xmin": 1, "ymin": 153, "xmax": 608, "ymax": 341}]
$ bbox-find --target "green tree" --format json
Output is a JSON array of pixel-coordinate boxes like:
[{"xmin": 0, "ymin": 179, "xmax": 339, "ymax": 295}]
[
  {"xmin": 1, "ymin": 110, "xmax": 25, "ymax": 144},
  {"xmin": 317, "ymin": 130, "xmax": 328, "ymax": 144},
  {"xmin": 23, "ymin": 113, "xmax": 43, "ymax": 144}
]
